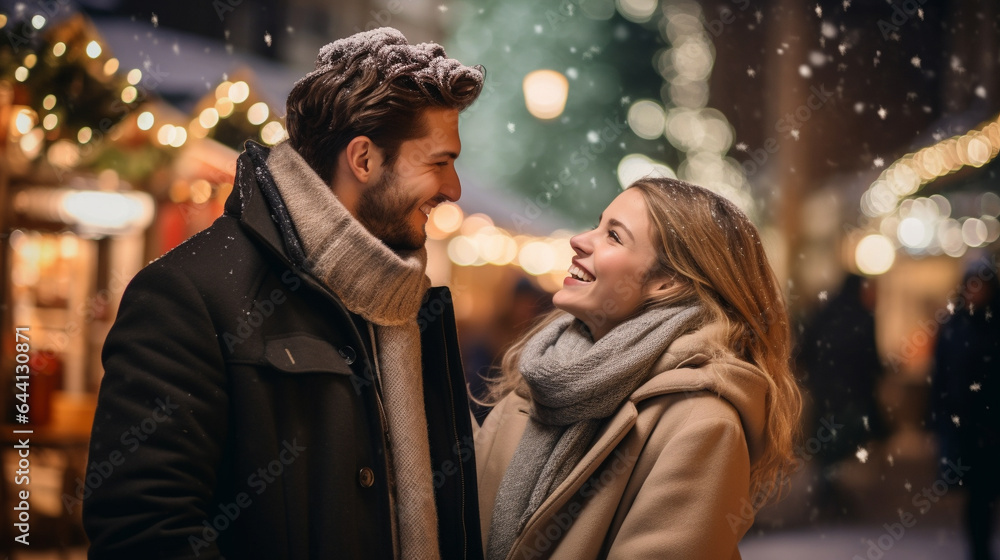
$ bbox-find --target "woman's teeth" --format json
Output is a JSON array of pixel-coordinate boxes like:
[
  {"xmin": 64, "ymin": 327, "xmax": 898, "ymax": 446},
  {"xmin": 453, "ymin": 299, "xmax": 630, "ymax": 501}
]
[
  {"xmin": 420, "ymin": 203, "xmax": 433, "ymax": 215},
  {"xmin": 568, "ymin": 264, "xmax": 595, "ymax": 282}
]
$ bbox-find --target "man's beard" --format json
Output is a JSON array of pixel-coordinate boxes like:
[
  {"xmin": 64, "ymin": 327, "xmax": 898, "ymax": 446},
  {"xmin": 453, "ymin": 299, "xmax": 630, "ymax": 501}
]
[{"xmin": 355, "ymin": 167, "xmax": 425, "ymax": 252}]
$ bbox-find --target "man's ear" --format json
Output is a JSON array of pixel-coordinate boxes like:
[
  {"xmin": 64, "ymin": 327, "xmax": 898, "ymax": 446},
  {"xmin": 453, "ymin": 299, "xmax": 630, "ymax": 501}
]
[{"xmin": 343, "ymin": 136, "xmax": 385, "ymax": 184}]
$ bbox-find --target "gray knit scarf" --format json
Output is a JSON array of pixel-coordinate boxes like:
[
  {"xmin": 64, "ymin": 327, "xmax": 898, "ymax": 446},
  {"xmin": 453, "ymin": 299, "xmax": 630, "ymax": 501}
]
[
  {"xmin": 267, "ymin": 141, "xmax": 440, "ymax": 560},
  {"xmin": 486, "ymin": 304, "xmax": 704, "ymax": 560}
]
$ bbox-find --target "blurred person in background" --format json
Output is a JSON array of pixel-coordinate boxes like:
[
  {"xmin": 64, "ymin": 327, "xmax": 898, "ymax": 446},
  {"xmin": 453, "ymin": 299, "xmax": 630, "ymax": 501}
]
[
  {"xmin": 475, "ymin": 178, "xmax": 802, "ymax": 560},
  {"xmin": 796, "ymin": 273, "xmax": 888, "ymax": 519},
  {"xmin": 84, "ymin": 28, "xmax": 484, "ymax": 559},
  {"xmin": 931, "ymin": 257, "xmax": 1000, "ymax": 560}
]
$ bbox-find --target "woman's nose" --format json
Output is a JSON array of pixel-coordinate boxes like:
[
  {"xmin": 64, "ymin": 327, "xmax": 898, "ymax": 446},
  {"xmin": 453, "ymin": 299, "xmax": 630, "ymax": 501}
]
[{"xmin": 570, "ymin": 231, "xmax": 592, "ymax": 255}]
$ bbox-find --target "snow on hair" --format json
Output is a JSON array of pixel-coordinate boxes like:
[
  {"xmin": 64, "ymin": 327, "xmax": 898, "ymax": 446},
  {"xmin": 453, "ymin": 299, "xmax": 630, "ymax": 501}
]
[{"xmin": 286, "ymin": 27, "xmax": 484, "ymax": 182}]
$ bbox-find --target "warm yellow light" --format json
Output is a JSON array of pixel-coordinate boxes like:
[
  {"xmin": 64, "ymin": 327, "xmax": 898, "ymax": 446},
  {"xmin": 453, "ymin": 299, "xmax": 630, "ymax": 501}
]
[
  {"xmin": 170, "ymin": 126, "xmax": 187, "ymax": 148},
  {"xmin": 191, "ymin": 179, "xmax": 212, "ymax": 204},
  {"xmin": 855, "ymin": 234, "xmax": 895, "ymax": 275},
  {"xmin": 104, "ymin": 58, "xmax": 119, "ymax": 76},
  {"xmin": 199, "ymin": 107, "xmax": 220, "ymax": 128},
  {"xmin": 31, "ymin": 15, "xmax": 46, "ymax": 29},
  {"xmin": 24, "ymin": 54, "xmax": 37, "ymax": 68},
  {"xmin": 215, "ymin": 81, "xmax": 232, "ymax": 100},
  {"xmin": 215, "ymin": 97, "xmax": 235, "ymax": 118},
  {"xmin": 41, "ymin": 94, "xmax": 56, "ymax": 111},
  {"xmin": 460, "ymin": 213, "xmax": 494, "ymax": 236},
  {"xmin": 966, "ymin": 136, "xmax": 991, "ymax": 167},
  {"xmin": 523, "ymin": 70, "xmax": 569, "ymax": 120},
  {"xmin": 47, "ymin": 140, "xmax": 80, "ymax": 168},
  {"xmin": 157, "ymin": 125, "xmax": 176, "ymax": 146},
  {"xmin": 188, "ymin": 118, "xmax": 208, "ymax": 139},
  {"xmin": 127, "ymin": 69, "xmax": 142, "ymax": 85},
  {"xmin": 121, "ymin": 86, "xmax": 138, "ymax": 103},
  {"xmin": 14, "ymin": 67, "xmax": 28, "ymax": 82},
  {"xmin": 518, "ymin": 241, "xmax": 557, "ymax": 275},
  {"xmin": 78, "ymin": 127, "xmax": 93, "ymax": 144},
  {"xmin": 447, "ymin": 236, "xmax": 479, "ymax": 266},
  {"xmin": 431, "ymin": 202, "xmax": 464, "ymax": 234},
  {"xmin": 261, "ymin": 121, "xmax": 286, "ymax": 145},
  {"xmin": 137, "ymin": 111, "xmax": 155, "ymax": 131},
  {"xmin": 52, "ymin": 42, "xmax": 66, "ymax": 57},
  {"xmin": 19, "ymin": 129, "xmax": 44, "ymax": 159},
  {"xmin": 228, "ymin": 81, "xmax": 250, "ymax": 103},
  {"xmin": 14, "ymin": 109, "xmax": 36, "ymax": 135},
  {"xmin": 86, "ymin": 41, "xmax": 102, "ymax": 59},
  {"xmin": 42, "ymin": 113, "xmax": 58, "ymax": 130},
  {"xmin": 0, "ymin": 14, "xmax": 8, "ymax": 28},
  {"xmin": 247, "ymin": 102, "xmax": 269, "ymax": 125}
]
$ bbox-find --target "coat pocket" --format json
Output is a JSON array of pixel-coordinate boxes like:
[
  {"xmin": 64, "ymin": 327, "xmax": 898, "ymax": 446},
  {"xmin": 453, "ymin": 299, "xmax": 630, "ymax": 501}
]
[{"xmin": 264, "ymin": 334, "xmax": 354, "ymax": 375}]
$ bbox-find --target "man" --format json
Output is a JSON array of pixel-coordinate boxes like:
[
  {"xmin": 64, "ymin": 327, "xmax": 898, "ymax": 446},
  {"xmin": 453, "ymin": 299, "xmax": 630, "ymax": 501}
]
[{"xmin": 83, "ymin": 28, "xmax": 485, "ymax": 559}]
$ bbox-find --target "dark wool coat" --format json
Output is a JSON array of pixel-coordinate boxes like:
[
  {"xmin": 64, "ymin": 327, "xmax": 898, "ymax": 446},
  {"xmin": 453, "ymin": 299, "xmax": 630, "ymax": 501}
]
[{"xmin": 83, "ymin": 142, "xmax": 483, "ymax": 560}]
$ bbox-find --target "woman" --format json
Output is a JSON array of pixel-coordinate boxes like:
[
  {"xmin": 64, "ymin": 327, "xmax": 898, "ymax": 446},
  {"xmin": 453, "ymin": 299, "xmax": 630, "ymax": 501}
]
[{"xmin": 475, "ymin": 178, "xmax": 802, "ymax": 560}]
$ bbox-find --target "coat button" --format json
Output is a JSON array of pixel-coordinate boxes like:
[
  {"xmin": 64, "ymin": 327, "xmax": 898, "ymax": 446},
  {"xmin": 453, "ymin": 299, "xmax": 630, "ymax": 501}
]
[
  {"xmin": 339, "ymin": 346, "xmax": 356, "ymax": 365},
  {"xmin": 358, "ymin": 467, "xmax": 375, "ymax": 488}
]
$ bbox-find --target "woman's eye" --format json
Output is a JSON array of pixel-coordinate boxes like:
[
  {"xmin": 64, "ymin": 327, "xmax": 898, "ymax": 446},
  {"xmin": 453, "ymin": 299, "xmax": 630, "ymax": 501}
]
[{"xmin": 609, "ymin": 231, "xmax": 621, "ymax": 243}]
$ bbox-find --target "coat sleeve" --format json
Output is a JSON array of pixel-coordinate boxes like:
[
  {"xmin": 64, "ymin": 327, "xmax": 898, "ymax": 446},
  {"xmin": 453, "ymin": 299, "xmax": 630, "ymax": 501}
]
[
  {"xmin": 83, "ymin": 262, "xmax": 230, "ymax": 560},
  {"xmin": 606, "ymin": 415, "xmax": 751, "ymax": 560}
]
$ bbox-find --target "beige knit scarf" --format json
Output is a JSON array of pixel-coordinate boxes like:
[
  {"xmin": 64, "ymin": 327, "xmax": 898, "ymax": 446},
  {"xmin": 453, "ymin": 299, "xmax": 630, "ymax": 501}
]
[{"xmin": 267, "ymin": 141, "xmax": 440, "ymax": 560}]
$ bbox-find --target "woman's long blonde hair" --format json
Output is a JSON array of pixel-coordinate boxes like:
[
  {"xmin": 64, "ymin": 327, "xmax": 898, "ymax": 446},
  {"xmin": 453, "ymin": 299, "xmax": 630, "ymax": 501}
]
[{"xmin": 482, "ymin": 177, "xmax": 802, "ymax": 508}]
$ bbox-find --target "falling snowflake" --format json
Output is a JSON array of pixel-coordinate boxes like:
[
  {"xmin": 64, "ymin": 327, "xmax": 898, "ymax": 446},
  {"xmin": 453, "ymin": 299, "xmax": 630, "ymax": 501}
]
[
  {"xmin": 286, "ymin": 26, "xmax": 294, "ymax": 33},
  {"xmin": 819, "ymin": 291, "xmax": 828, "ymax": 301},
  {"xmin": 906, "ymin": 91, "xmax": 918, "ymax": 100},
  {"xmin": 951, "ymin": 415, "xmax": 961, "ymax": 427},
  {"xmin": 566, "ymin": 67, "xmax": 579, "ymax": 79},
  {"xmin": 951, "ymin": 56, "xmax": 966, "ymax": 74},
  {"xmin": 877, "ymin": 106, "xmax": 887, "ymax": 120},
  {"xmin": 874, "ymin": 157, "xmax": 884, "ymax": 168},
  {"xmin": 814, "ymin": 4, "xmax": 822, "ymax": 17},
  {"xmin": 854, "ymin": 102, "xmax": 864, "ymax": 114},
  {"xmin": 735, "ymin": 142, "xmax": 749, "ymax": 152},
  {"xmin": 790, "ymin": 129, "xmax": 800, "ymax": 140},
  {"xmin": 838, "ymin": 43, "xmax": 848, "ymax": 55},
  {"xmin": 887, "ymin": 453, "xmax": 894, "ymax": 466},
  {"xmin": 587, "ymin": 130, "xmax": 600, "ymax": 143},
  {"xmin": 970, "ymin": 382, "xmax": 981, "ymax": 392},
  {"xmin": 842, "ymin": 0, "xmax": 851, "ymax": 9},
  {"xmin": 798, "ymin": 64, "xmax": 812, "ymax": 78},
  {"xmin": 911, "ymin": 56, "xmax": 921, "ymax": 68},
  {"xmin": 264, "ymin": 32, "xmax": 272, "ymax": 46},
  {"xmin": 976, "ymin": 86, "xmax": 987, "ymax": 99},
  {"xmin": 438, "ymin": 5, "xmax": 448, "ymax": 11},
  {"xmin": 917, "ymin": 8, "xmax": 924, "ymax": 19},
  {"xmin": 151, "ymin": 13, "xmax": 158, "ymax": 27},
  {"xmin": 506, "ymin": 122, "xmax": 515, "ymax": 133},
  {"xmin": 856, "ymin": 447, "xmax": 869, "ymax": 463},
  {"xmin": 821, "ymin": 22, "xmax": 837, "ymax": 39},
  {"xmin": 534, "ymin": 24, "xmax": 543, "ymax": 34},
  {"xmin": 172, "ymin": 42, "xmax": 179, "ymax": 55},
  {"xmin": 754, "ymin": 10, "xmax": 763, "ymax": 24},
  {"xmin": 947, "ymin": 302, "xmax": 956, "ymax": 314},
  {"xmin": 620, "ymin": 95, "xmax": 631, "ymax": 105},
  {"xmin": 904, "ymin": 480, "xmax": 911, "ymax": 491},
  {"xmin": 862, "ymin": 415, "xmax": 870, "ymax": 431},
  {"xmin": 747, "ymin": 67, "xmax": 757, "ymax": 78}
]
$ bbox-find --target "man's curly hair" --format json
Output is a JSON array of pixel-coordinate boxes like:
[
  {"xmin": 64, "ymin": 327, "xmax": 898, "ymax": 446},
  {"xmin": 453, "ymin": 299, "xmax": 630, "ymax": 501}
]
[{"xmin": 285, "ymin": 27, "xmax": 485, "ymax": 183}]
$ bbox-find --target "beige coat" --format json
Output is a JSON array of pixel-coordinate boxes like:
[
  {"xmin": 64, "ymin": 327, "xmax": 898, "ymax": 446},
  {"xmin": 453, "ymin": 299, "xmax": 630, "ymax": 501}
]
[{"xmin": 475, "ymin": 323, "xmax": 770, "ymax": 560}]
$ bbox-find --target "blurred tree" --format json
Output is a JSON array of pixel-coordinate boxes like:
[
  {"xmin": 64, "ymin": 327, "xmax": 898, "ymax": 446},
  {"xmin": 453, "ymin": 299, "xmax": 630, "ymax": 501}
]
[{"xmin": 447, "ymin": 0, "xmax": 751, "ymax": 229}]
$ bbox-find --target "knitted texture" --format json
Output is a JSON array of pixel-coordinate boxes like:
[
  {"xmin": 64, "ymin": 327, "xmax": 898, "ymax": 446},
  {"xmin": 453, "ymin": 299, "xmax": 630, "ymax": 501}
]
[{"xmin": 268, "ymin": 141, "xmax": 439, "ymax": 560}]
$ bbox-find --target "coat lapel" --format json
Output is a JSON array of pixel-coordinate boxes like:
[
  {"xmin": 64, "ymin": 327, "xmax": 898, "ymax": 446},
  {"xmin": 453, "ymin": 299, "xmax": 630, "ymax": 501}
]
[{"xmin": 508, "ymin": 400, "xmax": 640, "ymax": 557}]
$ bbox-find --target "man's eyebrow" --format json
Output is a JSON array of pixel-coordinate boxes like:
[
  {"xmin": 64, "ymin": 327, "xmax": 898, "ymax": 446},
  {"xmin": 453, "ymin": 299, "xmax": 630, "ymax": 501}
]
[
  {"xmin": 429, "ymin": 151, "xmax": 459, "ymax": 159},
  {"xmin": 606, "ymin": 218, "xmax": 634, "ymax": 242}
]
